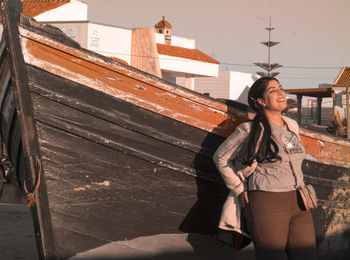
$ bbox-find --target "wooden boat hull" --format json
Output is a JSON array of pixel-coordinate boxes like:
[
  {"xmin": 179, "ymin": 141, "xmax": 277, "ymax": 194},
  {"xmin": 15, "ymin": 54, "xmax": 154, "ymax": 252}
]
[{"xmin": 0, "ymin": 1, "xmax": 349, "ymax": 259}]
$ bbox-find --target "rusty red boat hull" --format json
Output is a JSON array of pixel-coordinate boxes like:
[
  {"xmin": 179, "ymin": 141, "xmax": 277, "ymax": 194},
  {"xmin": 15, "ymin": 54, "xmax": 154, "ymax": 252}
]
[{"xmin": 0, "ymin": 1, "xmax": 349, "ymax": 259}]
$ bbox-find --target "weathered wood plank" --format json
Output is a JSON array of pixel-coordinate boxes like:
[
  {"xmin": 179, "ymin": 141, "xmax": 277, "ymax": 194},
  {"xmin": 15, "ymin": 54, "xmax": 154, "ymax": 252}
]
[
  {"xmin": 27, "ymin": 65, "xmax": 224, "ymax": 156},
  {"xmin": 35, "ymin": 121, "xmax": 225, "ymax": 258},
  {"xmin": 31, "ymin": 92, "xmax": 219, "ymax": 181}
]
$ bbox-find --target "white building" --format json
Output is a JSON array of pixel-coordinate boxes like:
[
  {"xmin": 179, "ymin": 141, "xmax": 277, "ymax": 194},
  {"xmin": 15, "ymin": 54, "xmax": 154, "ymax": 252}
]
[
  {"xmin": 177, "ymin": 71, "xmax": 257, "ymax": 103},
  {"xmin": 1, "ymin": 0, "xmax": 255, "ymax": 101},
  {"xmin": 9, "ymin": 1, "xmax": 219, "ymax": 91}
]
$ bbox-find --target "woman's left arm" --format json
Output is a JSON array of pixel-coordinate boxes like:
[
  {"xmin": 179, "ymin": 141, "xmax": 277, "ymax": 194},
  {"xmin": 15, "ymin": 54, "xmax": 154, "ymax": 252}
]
[{"xmin": 213, "ymin": 123, "xmax": 250, "ymax": 197}]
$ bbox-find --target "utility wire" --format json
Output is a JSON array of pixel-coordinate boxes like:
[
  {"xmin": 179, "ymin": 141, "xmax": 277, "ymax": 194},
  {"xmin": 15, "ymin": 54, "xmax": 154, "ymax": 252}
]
[
  {"xmin": 98, "ymin": 50, "xmax": 345, "ymax": 70},
  {"xmin": 220, "ymin": 62, "xmax": 343, "ymax": 70},
  {"xmin": 278, "ymin": 77, "xmax": 335, "ymax": 80}
]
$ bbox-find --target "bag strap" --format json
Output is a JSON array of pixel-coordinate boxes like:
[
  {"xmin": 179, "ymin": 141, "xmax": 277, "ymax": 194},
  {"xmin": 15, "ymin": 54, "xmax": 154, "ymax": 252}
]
[{"xmin": 272, "ymin": 134, "xmax": 304, "ymax": 188}]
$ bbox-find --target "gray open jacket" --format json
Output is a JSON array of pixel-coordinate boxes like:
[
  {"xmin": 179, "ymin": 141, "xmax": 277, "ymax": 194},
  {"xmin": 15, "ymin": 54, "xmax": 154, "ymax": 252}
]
[{"xmin": 212, "ymin": 116, "xmax": 300, "ymax": 235}]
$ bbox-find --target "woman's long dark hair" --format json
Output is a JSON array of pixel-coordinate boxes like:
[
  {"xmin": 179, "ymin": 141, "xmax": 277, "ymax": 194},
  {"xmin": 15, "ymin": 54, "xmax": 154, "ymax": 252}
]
[{"xmin": 244, "ymin": 77, "xmax": 281, "ymax": 165}]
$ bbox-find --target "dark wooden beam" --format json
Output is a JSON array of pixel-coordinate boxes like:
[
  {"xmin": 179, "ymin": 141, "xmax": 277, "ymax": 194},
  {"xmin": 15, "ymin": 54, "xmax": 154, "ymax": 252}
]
[
  {"xmin": 286, "ymin": 87, "xmax": 333, "ymax": 98},
  {"xmin": 297, "ymin": 94, "xmax": 302, "ymax": 125},
  {"xmin": 1, "ymin": 0, "xmax": 57, "ymax": 259},
  {"xmin": 317, "ymin": 97, "xmax": 322, "ymax": 125}
]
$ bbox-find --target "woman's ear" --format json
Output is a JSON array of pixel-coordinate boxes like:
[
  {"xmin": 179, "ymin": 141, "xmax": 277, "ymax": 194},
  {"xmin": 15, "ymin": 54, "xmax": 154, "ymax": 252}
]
[{"xmin": 257, "ymin": 98, "xmax": 266, "ymax": 107}]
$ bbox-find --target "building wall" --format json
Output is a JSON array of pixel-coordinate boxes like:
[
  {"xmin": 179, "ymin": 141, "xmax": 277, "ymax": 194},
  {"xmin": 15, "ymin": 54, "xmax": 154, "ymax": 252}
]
[
  {"xmin": 176, "ymin": 77, "xmax": 195, "ymax": 90},
  {"xmin": 191, "ymin": 71, "xmax": 230, "ymax": 98},
  {"xmin": 176, "ymin": 77, "xmax": 186, "ymax": 88},
  {"xmin": 228, "ymin": 71, "xmax": 256, "ymax": 101},
  {"xmin": 178, "ymin": 71, "xmax": 255, "ymax": 102},
  {"xmin": 333, "ymin": 88, "xmax": 348, "ymax": 119},
  {"xmin": 87, "ymin": 23, "xmax": 132, "ymax": 64},
  {"xmin": 159, "ymin": 55, "xmax": 218, "ymax": 77},
  {"xmin": 34, "ymin": 0, "xmax": 88, "ymax": 22},
  {"xmin": 48, "ymin": 22, "xmax": 88, "ymax": 48},
  {"xmin": 49, "ymin": 22, "xmax": 132, "ymax": 64},
  {"xmin": 155, "ymin": 33, "xmax": 195, "ymax": 49}
]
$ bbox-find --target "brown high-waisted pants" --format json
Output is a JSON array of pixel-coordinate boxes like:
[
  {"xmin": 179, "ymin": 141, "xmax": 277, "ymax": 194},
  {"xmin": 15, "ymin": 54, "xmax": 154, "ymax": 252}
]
[{"xmin": 245, "ymin": 190, "xmax": 318, "ymax": 260}]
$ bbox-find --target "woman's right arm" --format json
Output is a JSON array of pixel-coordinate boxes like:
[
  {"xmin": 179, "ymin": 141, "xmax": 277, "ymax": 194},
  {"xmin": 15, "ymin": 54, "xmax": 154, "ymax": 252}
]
[{"xmin": 213, "ymin": 122, "xmax": 251, "ymax": 197}]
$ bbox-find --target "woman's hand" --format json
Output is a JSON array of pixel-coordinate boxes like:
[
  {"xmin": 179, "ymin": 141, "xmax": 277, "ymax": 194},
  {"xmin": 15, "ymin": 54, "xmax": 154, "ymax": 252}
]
[
  {"xmin": 236, "ymin": 159, "xmax": 257, "ymax": 182},
  {"xmin": 239, "ymin": 191, "xmax": 249, "ymax": 208},
  {"xmin": 239, "ymin": 160, "xmax": 257, "ymax": 177}
]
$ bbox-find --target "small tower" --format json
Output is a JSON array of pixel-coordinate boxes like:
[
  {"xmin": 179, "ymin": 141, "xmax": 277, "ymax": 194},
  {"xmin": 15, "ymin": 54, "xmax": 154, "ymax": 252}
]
[
  {"xmin": 254, "ymin": 17, "xmax": 282, "ymax": 77},
  {"xmin": 155, "ymin": 16, "xmax": 172, "ymax": 45}
]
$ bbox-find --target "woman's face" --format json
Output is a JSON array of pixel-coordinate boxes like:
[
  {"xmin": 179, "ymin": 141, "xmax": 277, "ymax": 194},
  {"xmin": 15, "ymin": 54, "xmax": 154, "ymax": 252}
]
[{"xmin": 258, "ymin": 80, "xmax": 287, "ymax": 112}]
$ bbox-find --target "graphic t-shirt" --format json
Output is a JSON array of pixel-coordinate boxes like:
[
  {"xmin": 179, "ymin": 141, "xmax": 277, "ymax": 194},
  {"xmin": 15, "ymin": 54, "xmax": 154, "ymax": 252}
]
[{"xmin": 248, "ymin": 123, "xmax": 306, "ymax": 192}]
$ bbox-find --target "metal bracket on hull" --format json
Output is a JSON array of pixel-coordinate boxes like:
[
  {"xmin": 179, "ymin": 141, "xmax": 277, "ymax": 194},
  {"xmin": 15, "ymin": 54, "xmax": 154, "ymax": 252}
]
[{"xmin": 23, "ymin": 156, "xmax": 41, "ymax": 208}]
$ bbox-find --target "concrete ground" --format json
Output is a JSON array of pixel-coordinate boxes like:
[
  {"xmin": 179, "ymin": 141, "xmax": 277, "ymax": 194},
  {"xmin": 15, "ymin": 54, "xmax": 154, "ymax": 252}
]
[
  {"xmin": 0, "ymin": 203, "xmax": 255, "ymax": 260},
  {"xmin": 0, "ymin": 203, "xmax": 39, "ymax": 260}
]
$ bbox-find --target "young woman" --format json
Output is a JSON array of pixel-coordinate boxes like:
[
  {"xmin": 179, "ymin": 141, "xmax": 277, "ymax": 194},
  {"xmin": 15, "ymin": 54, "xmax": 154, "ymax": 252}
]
[{"xmin": 213, "ymin": 77, "xmax": 318, "ymax": 260}]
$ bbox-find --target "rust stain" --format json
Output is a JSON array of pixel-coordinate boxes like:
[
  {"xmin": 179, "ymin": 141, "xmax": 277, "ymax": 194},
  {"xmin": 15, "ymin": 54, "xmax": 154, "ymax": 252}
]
[
  {"xmin": 301, "ymin": 135, "xmax": 350, "ymax": 167},
  {"xmin": 74, "ymin": 187, "xmax": 86, "ymax": 191},
  {"xmin": 301, "ymin": 135, "xmax": 323, "ymax": 156},
  {"xmin": 91, "ymin": 181, "xmax": 110, "ymax": 187},
  {"xmin": 74, "ymin": 181, "xmax": 110, "ymax": 191}
]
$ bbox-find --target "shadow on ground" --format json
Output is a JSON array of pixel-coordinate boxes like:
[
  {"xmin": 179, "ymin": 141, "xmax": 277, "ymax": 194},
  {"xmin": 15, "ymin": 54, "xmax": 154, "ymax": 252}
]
[{"xmin": 69, "ymin": 233, "xmax": 255, "ymax": 260}]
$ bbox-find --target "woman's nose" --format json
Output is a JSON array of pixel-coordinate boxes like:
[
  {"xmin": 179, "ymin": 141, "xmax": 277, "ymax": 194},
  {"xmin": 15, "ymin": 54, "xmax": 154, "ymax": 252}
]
[{"xmin": 278, "ymin": 89, "xmax": 286, "ymax": 96}]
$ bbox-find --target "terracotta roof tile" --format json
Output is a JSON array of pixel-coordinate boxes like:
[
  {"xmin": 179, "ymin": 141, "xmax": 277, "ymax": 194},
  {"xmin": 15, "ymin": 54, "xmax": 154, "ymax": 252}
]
[
  {"xmin": 157, "ymin": 43, "xmax": 219, "ymax": 64},
  {"xmin": 23, "ymin": 0, "xmax": 70, "ymax": 17},
  {"xmin": 334, "ymin": 67, "xmax": 350, "ymax": 87},
  {"xmin": 0, "ymin": 0, "xmax": 70, "ymax": 22},
  {"xmin": 154, "ymin": 16, "xmax": 172, "ymax": 29}
]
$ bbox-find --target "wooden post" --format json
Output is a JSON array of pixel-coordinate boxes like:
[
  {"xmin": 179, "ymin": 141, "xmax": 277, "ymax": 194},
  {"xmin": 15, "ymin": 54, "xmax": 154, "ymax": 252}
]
[
  {"xmin": 297, "ymin": 94, "xmax": 302, "ymax": 125},
  {"xmin": 317, "ymin": 97, "xmax": 322, "ymax": 125},
  {"xmin": 1, "ymin": 0, "xmax": 57, "ymax": 258}
]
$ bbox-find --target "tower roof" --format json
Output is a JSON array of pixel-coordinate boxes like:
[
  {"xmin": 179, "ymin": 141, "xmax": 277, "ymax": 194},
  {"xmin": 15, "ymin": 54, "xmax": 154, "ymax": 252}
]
[
  {"xmin": 334, "ymin": 67, "xmax": 350, "ymax": 87},
  {"xmin": 156, "ymin": 44, "xmax": 219, "ymax": 64},
  {"xmin": 154, "ymin": 16, "xmax": 172, "ymax": 29}
]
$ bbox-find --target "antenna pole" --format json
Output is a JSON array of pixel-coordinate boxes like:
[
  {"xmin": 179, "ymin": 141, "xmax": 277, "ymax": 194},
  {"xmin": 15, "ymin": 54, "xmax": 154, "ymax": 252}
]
[
  {"xmin": 254, "ymin": 17, "xmax": 282, "ymax": 77},
  {"xmin": 267, "ymin": 17, "xmax": 271, "ymax": 76}
]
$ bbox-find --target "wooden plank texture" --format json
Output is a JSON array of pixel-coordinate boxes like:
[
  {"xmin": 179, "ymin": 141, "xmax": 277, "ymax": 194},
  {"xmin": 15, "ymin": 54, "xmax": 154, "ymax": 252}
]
[{"xmin": 35, "ymin": 122, "xmax": 226, "ymax": 258}]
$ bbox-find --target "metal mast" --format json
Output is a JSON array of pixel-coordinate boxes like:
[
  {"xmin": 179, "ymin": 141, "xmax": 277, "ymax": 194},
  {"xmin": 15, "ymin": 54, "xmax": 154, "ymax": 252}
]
[{"xmin": 254, "ymin": 17, "xmax": 282, "ymax": 77}]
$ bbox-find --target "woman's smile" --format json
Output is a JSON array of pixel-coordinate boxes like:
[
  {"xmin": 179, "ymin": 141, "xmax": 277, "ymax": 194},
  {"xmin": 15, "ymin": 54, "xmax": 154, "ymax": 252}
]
[{"xmin": 259, "ymin": 80, "xmax": 287, "ymax": 111}]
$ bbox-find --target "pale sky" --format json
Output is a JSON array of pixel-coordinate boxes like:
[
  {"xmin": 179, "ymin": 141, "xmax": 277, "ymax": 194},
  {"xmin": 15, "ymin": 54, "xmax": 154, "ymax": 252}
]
[{"xmin": 85, "ymin": 0, "xmax": 350, "ymax": 90}]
